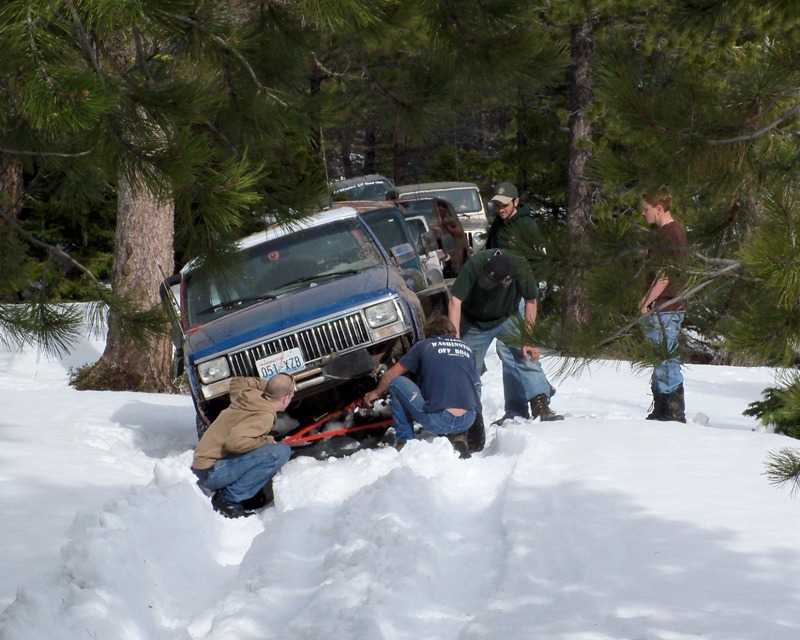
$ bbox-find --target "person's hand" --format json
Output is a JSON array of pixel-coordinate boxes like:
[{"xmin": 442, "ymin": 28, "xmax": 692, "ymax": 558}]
[
  {"xmin": 363, "ymin": 390, "xmax": 380, "ymax": 407},
  {"xmin": 522, "ymin": 345, "xmax": 540, "ymax": 361}
]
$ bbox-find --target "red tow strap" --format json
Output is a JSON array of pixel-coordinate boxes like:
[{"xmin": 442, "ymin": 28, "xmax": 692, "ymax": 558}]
[{"xmin": 283, "ymin": 398, "xmax": 393, "ymax": 445}]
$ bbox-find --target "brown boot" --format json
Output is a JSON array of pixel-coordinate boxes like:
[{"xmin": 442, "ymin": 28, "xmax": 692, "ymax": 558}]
[
  {"xmin": 467, "ymin": 413, "xmax": 485, "ymax": 452},
  {"xmin": 529, "ymin": 394, "xmax": 564, "ymax": 421},
  {"xmin": 449, "ymin": 433, "xmax": 471, "ymax": 459}
]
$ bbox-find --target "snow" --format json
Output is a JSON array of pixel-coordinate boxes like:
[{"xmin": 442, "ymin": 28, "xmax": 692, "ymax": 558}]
[{"xmin": 1, "ymin": 316, "xmax": 799, "ymax": 640}]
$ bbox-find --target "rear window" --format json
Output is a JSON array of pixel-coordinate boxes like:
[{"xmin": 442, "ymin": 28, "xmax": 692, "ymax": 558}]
[
  {"xmin": 400, "ymin": 187, "xmax": 482, "ymax": 215},
  {"xmin": 332, "ymin": 179, "xmax": 392, "ymax": 201}
]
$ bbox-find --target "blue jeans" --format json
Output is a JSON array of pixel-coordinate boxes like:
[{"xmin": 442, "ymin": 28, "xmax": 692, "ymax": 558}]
[
  {"xmin": 460, "ymin": 314, "xmax": 551, "ymax": 418},
  {"xmin": 204, "ymin": 442, "xmax": 291, "ymax": 506},
  {"xmin": 389, "ymin": 377, "xmax": 476, "ymax": 444},
  {"xmin": 642, "ymin": 311, "xmax": 685, "ymax": 394}
]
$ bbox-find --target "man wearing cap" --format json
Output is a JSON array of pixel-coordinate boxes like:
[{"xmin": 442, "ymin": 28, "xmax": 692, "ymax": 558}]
[
  {"xmin": 448, "ymin": 249, "xmax": 563, "ymax": 433},
  {"xmin": 485, "ymin": 182, "xmax": 540, "ymax": 251}
]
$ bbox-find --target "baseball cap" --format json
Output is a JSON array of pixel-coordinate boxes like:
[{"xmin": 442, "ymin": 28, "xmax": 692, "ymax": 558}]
[
  {"xmin": 490, "ymin": 182, "xmax": 518, "ymax": 206},
  {"xmin": 477, "ymin": 251, "xmax": 514, "ymax": 290}
]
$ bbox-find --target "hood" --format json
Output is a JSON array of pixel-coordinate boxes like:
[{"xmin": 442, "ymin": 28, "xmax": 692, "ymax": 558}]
[{"xmin": 187, "ymin": 266, "xmax": 393, "ymax": 361}]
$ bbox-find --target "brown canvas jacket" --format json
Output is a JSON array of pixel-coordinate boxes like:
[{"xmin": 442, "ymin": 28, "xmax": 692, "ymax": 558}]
[{"xmin": 192, "ymin": 377, "xmax": 278, "ymax": 470}]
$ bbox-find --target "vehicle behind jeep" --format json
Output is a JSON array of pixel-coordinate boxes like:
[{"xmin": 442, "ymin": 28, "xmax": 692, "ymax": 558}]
[
  {"xmin": 172, "ymin": 208, "xmax": 425, "ymax": 458},
  {"xmin": 330, "ymin": 174, "xmax": 394, "ymax": 201},
  {"xmin": 388, "ymin": 181, "xmax": 489, "ymax": 252}
]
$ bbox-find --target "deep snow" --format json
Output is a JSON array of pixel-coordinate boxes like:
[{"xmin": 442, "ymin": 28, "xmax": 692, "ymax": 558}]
[{"xmin": 1, "ymin": 317, "xmax": 799, "ymax": 640}]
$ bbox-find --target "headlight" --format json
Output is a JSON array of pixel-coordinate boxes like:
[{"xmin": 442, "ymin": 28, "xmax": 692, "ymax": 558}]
[
  {"xmin": 472, "ymin": 230, "xmax": 487, "ymax": 243},
  {"xmin": 197, "ymin": 357, "xmax": 231, "ymax": 384},
  {"xmin": 365, "ymin": 301, "xmax": 398, "ymax": 328}
]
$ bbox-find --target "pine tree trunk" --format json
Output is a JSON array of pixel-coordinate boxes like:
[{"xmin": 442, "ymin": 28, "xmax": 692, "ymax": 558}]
[
  {"xmin": 393, "ymin": 120, "xmax": 407, "ymax": 185},
  {"xmin": 515, "ymin": 90, "xmax": 529, "ymax": 195},
  {"xmin": 81, "ymin": 173, "xmax": 175, "ymax": 392},
  {"xmin": 364, "ymin": 122, "xmax": 377, "ymax": 176},
  {"xmin": 0, "ymin": 153, "xmax": 23, "ymax": 221},
  {"xmin": 562, "ymin": 19, "xmax": 594, "ymax": 329}
]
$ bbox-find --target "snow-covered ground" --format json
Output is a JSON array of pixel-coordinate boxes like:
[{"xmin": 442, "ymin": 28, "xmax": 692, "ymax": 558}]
[{"xmin": 1, "ymin": 318, "xmax": 799, "ymax": 640}]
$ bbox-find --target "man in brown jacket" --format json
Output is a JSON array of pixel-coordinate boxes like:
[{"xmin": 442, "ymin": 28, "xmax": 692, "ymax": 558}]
[{"xmin": 192, "ymin": 374, "xmax": 294, "ymax": 518}]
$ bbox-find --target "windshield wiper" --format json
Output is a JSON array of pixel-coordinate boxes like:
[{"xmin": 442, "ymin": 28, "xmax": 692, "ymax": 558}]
[
  {"xmin": 196, "ymin": 294, "xmax": 277, "ymax": 316},
  {"xmin": 283, "ymin": 269, "xmax": 362, "ymax": 287}
]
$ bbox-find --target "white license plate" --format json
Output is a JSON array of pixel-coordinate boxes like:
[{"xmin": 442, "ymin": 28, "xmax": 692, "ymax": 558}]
[{"xmin": 255, "ymin": 348, "xmax": 305, "ymax": 379}]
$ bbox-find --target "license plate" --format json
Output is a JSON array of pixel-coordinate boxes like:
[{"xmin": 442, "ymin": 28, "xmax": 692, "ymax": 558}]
[{"xmin": 255, "ymin": 348, "xmax": 305, "ymax": 379}]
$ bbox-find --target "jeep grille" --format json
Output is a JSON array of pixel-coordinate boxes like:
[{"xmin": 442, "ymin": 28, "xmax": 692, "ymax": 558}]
[{"xmin": 228, "ymin": 312, "xmax": 371, "ymax": 377}]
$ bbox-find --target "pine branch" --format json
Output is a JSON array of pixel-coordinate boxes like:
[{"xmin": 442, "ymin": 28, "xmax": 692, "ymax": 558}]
[
  {"xmin": 165, "ymin": 12, "xmax": 289, "ymax": 107},
  {"xmin": 596, "ymin": 258, "xmax": 743, "ymax": 348},
  {"xmin": 0, "ymin": 206, "xmax": 106, "ymax": 292},
  {"xmin": 764, "ymin": 448, "xmax": 800, "ymax": 496},
  {"xmin": 0, "ymin": 146, "xmax": 94, "ymax": 158},
  {"xmin": 311, "ymin": 53, "xmax": 413, "ymax": 110},
  {"xmin": 65, "ymin": 0, "xmax": 103, "ymax": 77},
  {"xmin": 706, "ymin": 101, "xmax": 800, "ymax": 146}
]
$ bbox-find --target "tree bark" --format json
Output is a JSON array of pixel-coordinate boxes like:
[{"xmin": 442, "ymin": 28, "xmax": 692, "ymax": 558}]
[
  {"xmin": 82, "ymin": 173, "xmax": 175, "ymax": 391},
  {"xmin": 0, "ymin": 153, "xmax": 23, "ymax": 221},
  {"xmin": 393, "ymin": 118, "xmax": 407, "ymax": 185},
  {"xmin": 562, "ymin": 19, "xmax": 594, "ymax": 329},
  {"xmin": 364, "ymin": 121, "xmax": 377, "ymax": 176}
]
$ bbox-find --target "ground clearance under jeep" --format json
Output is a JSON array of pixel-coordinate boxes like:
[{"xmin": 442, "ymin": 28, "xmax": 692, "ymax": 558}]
[{"xmin": 169, "ymin": 208, "xmax": 426, "ymax": 458}]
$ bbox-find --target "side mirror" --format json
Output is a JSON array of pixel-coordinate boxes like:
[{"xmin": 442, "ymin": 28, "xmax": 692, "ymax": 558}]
[
  {"xmin": 159, "ymin": 274, "xmax": 182, "ymax": 320},
  {"xmin": 159, "ymin": 273, "xmax": 184, "ymax": 349},
  {"xmin": 390, "ymin": 242, "xmax": 417, "ymax": 267}
]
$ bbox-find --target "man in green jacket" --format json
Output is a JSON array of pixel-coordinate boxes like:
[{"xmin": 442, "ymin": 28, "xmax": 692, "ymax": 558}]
[
  {"xmin": 192, "ymin": 374, "xmax": 294, "ymax": 518},
  {"xmin": 448, "ymin": 250, "xmax": 563, "ymax": 432},
  {"xmin": 485, "ymin": 182, "xmax": 540, "ymax": 251}
]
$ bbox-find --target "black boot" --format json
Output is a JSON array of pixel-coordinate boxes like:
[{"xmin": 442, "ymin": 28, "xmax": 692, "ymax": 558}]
[
  {"xmin": 241, "ymin": 479, "xmax": 275, "ymax": 511},
  {"xmin": 646, "ymin": 390, "xmax": 664, "ymax": 420},
  {"xmin": 658, "ymin": 384, "xmax": 686, "ymax": 423},
  {"xmin": 467, "ymin": 413, "xmax": 486, "ymax": 452},
  {"xmin": 529, "ymin": 394, "xmax": 564, "ymax": 421}
]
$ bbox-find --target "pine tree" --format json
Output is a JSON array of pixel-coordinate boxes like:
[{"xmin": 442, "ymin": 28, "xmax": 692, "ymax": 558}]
[{"xmin": 0, "ymin": 1, "xmax": 380, "ymax": 389}]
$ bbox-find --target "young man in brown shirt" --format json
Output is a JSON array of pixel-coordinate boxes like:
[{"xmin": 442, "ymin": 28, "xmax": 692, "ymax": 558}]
[{"xmin": 639, "ymin": 186, "xmax": 688, "ymax": 422}]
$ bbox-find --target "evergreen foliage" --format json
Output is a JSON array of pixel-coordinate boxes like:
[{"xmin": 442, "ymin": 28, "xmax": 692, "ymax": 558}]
[{"xmin": 1, "ymin": 0, "xmax": 800, "ymax": 438}]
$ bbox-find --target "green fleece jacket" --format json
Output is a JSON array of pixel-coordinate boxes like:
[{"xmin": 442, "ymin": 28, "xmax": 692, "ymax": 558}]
[
  {"xmin": 485, "ymin": 203, "xmax": 540, "ymax": 251},
  {"xmin": 192, "ymin": 377, "xmax": 277, "ymax": 470}
]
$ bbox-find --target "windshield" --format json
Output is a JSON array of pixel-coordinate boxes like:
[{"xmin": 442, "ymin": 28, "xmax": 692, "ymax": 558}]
[
  {"xmin": 184, "ymin": 218, "xmax": 384, "ymax": 326},
  {"xmin": 400, "ymin": 187, "xmax": 483, "ymax": 216}
]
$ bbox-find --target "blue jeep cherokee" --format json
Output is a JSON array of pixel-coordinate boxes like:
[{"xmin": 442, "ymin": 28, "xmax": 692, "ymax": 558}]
[{"xmin": 172, "ymin": 208, "xmax": 428, "ymax": 457}]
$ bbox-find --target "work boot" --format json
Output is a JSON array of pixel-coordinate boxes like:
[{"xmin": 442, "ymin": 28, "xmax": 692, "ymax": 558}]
[
  {"xmin": 212, "ymin": 492, "xmax": 255, "ymax": 519},
  {"xmin": 241, "ymin": 480, "xmax": 274, "ymax": 511},
  {"xmin": 467, "ymin": 413, "xmax": 486, "ymax": 452},
  {"xmin": 449, "ymin": 433, "xmax": 471, "ymax": 459},
  {"xmin": 491, "ymin": 413, "xmax": 513, "ymax": 427},
  {"xmin": 529, "ymin": 394, "xmax": 564, "ymax": 421},
  {"xmin": 658, "ymin": 384, "xmax": 686, "ymax": 423},
  {"xmin": 646, "ymin": 390, "xmax": 664, "ymax": 420}
]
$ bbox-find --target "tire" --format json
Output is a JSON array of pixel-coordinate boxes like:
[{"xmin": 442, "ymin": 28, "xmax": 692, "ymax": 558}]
[{"xmin": 196, "ymin": 414, "xmax": 210, "ymax": 439}]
